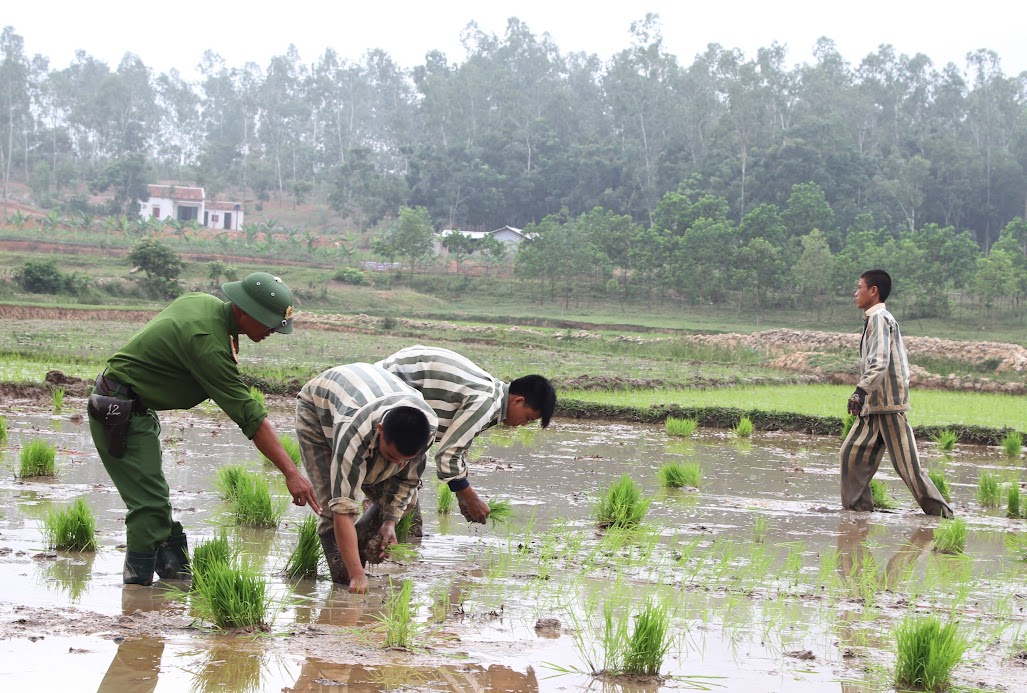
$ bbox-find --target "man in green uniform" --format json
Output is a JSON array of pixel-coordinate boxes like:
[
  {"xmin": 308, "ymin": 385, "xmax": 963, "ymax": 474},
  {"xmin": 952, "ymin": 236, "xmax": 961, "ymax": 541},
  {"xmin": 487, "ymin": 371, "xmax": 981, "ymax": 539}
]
[{"xmin": 88, "ymin": 271, "xmax": 321, "ymax": 585}]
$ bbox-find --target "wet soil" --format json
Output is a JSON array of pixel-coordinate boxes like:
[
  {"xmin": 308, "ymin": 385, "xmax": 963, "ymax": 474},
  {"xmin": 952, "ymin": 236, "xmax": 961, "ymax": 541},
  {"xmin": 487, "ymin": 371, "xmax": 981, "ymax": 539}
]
[{"xmin": 1, "ymin": 399, "xmax": 1026, "ymax": 691}]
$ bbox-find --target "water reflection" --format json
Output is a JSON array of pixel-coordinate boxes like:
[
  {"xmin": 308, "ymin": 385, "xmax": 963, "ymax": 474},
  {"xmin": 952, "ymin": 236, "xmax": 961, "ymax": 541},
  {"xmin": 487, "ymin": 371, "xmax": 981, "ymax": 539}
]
[
  {"xmin": 284, "ymin": 660, "xmax": 539, "ymax": 692},
  {"xmin": 189, "ymin": 644, "xmax": 266, "ymax": 693},
  {"xmin": 37, "ymin": 551, "xmax": 94, "ymax": 602},
  {"xmin": 97, "ymin": 638, "xmax": 164, "ymax": 693}
]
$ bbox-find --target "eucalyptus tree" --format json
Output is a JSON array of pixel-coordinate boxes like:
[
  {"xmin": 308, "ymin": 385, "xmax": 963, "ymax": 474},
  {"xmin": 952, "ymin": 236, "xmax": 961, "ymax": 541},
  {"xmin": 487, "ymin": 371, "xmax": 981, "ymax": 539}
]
[
  {"xmin": 0, "ymin": 26, "xmax": 31, "ymax": 205},
  {"xmin": 154, "ymin": 69, "xmax": 202, "ymax": 179}
]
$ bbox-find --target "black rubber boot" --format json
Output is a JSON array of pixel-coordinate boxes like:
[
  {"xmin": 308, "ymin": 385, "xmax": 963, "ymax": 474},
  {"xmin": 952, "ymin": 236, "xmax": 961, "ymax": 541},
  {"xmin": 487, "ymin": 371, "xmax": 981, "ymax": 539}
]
[
  {"xmin": 354, "ymin": 503, "xmax": 385, "ymax": 566},
  {"xmin": 317, "ymin": 526, "xmax": 350, "ymax": 584},
  {"xmin": 155, "ymin": 532, "xmax": 190, "ymax": 580},
  {"xmin": 124, "ymin": 551, "xmax": 156, "ymax": 586}
]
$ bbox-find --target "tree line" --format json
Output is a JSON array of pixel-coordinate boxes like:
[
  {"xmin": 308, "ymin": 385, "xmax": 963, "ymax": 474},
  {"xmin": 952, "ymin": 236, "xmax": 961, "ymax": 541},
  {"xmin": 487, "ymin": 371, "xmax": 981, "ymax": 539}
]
[{"xmin": 0, "ymin": 16, "xmax": 1026, "ymax": 259}]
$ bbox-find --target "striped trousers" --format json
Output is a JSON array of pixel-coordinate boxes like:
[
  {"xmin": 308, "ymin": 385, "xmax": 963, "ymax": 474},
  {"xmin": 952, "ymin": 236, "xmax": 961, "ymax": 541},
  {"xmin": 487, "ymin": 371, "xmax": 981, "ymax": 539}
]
[{"xmin": 840, "ymin": 412, "xmax": 952, "ymax": 517}]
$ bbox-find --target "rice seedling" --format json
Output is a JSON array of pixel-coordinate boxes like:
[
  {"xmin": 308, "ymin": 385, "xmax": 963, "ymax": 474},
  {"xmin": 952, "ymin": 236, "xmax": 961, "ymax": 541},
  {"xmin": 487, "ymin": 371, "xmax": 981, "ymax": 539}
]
[
  {"xmin": 487, "ymin": 498, "xmax": 514, "ymax": 525},
  {"xmin": 870, "ymin": 478, "xmax": 898, "ymax": 509},
  {"xmin": 0, "ymin": 415, "xmax": 6, "ymax": 444},
  {"xmin": 395, "ymin": 512, "xmax": 415, "ymax": 542},
  {"xmin": 751, "ymin": 513, "xmax": 769, "ymax": 544},
  {"xmin": 933, "ymin": 518, "xmax": 968, "ymax": 555},
  {"xmin": 841, "ymin": 413, "xmax": 856, "ymax": 439},
  {"xmin": 19, "ymin": 439, "xmax": 56, "ymax": 477},
  {"xmin": 51, "ymin": 387, "xmax": 65, "ymax": 414},
  {"xmin": 191, "ymin": 531, "xmax": 234, "ymax": 581},
  {"xmin": 230, "ymin": 473, "xmax": 286, "ymax": 528},
  {"xmin": 894, "ymin": 614, "xmax": 968, "ymax": 691},
  {"xmin": 261, "ymin": 434, "xmax": 301, "ymax": 466},
  {"xmin": 977, "ymin": 471, "xmax": 1001, "ymax": 507},
  {"xmin": 374, "ymin": 578, "xmax": 426, "ymax": 649},
  {"xmin": 733, "ymin": 415, "xmax": 754, "ymax": 438},
  {"xmin": 189, "ymin": 558, "xmax": 271, "ymax": 630},
  {"xmin": 1005, "ymin": 533, "xmax": 1027, "ymax": 562},
  {"xmin": 1002, "ymin": 431, "xmax": 1023, "ymax": 459},
  {"xmin": 214, "ymin": 464, "xmax": 249, "ymax": 501},
  {"xmin": 928, "ymin": 469, "xmax": 951, "ymax": 502},
  {"xmin": 436, "ymin": 482, "xmax": 455, "ymax": 514},
  {"xmin": 664, "ymin": 416, "xmax": 698, "ymax": 437},
  {"xmin": 284, "ymin": 515, "xmax": 321, "ymax": 579},
  {"xmin": 932, "ymin": 429, "xmax": 958, "ymax": 452},
  {"xmin": 249, "ymin": 386, "xmax": 266, "ymax": 408},
  {"xmin": 594, "ymin": 475, "xmax": 650, "ymax": 530},
  {"xmin": 43, "ymin": 498, "xmax": 97, "ymax": 551},
  {"xmin": 622, "ymin": 598, "xmax": 673, "ymax": 676},
  {"xmin": 1007, "ymin": 483, "xmax": 1022, "ymax": 519},
  {"xmin": 387, "ymin": 543, "xmax": 418, "ymax": 562},
  {"xmin": 657, "ymin": 461, "xmax": 702, "ymax": 489}
]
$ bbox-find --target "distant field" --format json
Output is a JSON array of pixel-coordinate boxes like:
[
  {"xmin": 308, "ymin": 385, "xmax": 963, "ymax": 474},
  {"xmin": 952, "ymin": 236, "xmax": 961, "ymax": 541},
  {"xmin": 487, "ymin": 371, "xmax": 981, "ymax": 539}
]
[{"xmin": 566, "ymin": 384, "xmax": 1027, "ymax": 431}]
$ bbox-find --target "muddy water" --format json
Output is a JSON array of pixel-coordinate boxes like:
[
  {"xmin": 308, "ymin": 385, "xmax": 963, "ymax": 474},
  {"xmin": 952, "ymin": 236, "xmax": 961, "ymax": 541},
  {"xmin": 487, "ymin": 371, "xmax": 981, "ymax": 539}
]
[{"xmin": 1, "ymin": 397, "xmax": 1026, "ymax": 692}]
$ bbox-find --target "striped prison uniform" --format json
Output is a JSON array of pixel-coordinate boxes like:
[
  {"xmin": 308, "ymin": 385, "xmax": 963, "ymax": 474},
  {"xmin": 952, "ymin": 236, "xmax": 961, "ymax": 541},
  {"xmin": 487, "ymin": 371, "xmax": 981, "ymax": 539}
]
[
  {"xmin": 296, "ymin": 364, "xmax": 438, "ymax": 534},
  {"xmin": 376, "ymin": 345, "xmax": 509, "ymax": 490},
  {"xmin": 840, "ymin": 303, "xmax": 952, "ymax": 517}
]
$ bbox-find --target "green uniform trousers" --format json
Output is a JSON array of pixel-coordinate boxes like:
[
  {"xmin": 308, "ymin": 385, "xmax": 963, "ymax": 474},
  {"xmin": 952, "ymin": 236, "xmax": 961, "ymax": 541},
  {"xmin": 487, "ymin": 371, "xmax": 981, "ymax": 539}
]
[
  {"xmin": 88, "ymin": 391, "xmax": 182, "ymax": 553},
  {"xmin": 840, "ymin": 411, "xmax": 952, "ymax": 517}
]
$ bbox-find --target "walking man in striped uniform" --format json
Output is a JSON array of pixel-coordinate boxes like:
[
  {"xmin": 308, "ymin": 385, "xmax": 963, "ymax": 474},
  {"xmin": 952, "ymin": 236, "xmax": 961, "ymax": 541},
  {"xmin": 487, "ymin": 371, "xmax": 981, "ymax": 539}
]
[
  {"xmin": 296, "ymin": 363, "xmax": 438, "ymax": 592},
  {"xmin": 840, "ymin": 269, "xmax": 952, "ymax": 517},
  {"xmin": 377, "ymin": 345, "xmax": 556, "ymax": 524}
]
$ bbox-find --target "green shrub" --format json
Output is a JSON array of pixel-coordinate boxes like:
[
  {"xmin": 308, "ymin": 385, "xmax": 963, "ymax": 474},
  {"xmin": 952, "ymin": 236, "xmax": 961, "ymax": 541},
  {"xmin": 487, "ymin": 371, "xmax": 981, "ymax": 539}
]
[
  {"xmin": 928, "ymin": 469, "xmax": 951, "ymax": 502},
  {"xmin": 933, "ymin": 518, "xmax": 968, "ymax": 555},
  {"xmin": 333, "ymin": 267, "xmax": 369, "ymax": 285},
  {"xmin": 870, "ymin": 478, "xmax": 898, "ymax": 509},
  {"xmin": 657, "ymin": 462, "xmax": 702, "ymax": 489},
  {"xmin": 594, "ymin": 475, "xmax": 650, "ymax": 530},
  {"xmin": 1002, "ymin": 431, "xmax": 1023, "ymax": 458},
  {"xmin": 977, "ymin": 472, "xmax": 1001, "ymax": 507},
  {"xmin": 665, "ymin": 417, "xmax": 698, "ymax": 437},
  {"xmin": 43, "ymin": 498, "xmax": 97, "ymax": 551},
  {"xmin": 19, "ymin": 439, "xmax": 56, "ymax": 477},
  {"xmin": 932, "ymin": 429, "xmax": 958, "ymax": 452},
  {"xmin": 894, "ymin": 615, "xmax": 968, "ymax": 691},
  {"xmin": 733, "ymin": 416, "xmax": 753, "ymax": 438}
]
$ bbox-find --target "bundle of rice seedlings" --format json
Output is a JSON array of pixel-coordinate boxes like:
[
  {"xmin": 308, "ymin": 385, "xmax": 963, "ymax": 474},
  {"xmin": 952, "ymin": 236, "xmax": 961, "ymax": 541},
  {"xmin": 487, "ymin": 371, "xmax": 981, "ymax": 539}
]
[
  {"xmin": 214, "ymin": 464, "xmax": 249, "ymax": 501},
  {"xmin": 395, "ymin": 512, "xmax": 415, "ymax": 542},
  {"xmin": 386, "ymin": 543, "xmax": 417, "ymax": 562},
  {"xmin": 0, "ymin": 415, "xmax": 7, "ymax": 444},
  {"xmin": 841, "ymin": 414, "xmax": 856, "ymax": 439},
  {"xmin": 249, "ymin": 386, "xmax": 266, "ymax": 408},
  {"xmin": 594, "ymin": 475, "xmax": 650, "ymax": 530},
  {"xmin": 284, "ymin": 515, "xmax": 321, "ymax": 579},
  {"xmin": 191, "ymin": 531, "xmax": 234, "ymax": 582},
  {"xmin": 19, "ymin": 439, "xmax": 56, "ymax": 477},
  {"xmin": 229, "ymin": 472, "xmax": 286, "ymax": 528},
  {"xmin": 870, "ymin": 478, "xmax": 898, "ymax": 509},
  {"xmin": 622, "ymin": 598, "xmax": 672, "ymax": 676},
  {"xmin": 657, "ymin": 462, "xmax": 701, "ymax": 489},
  {"xmin": 1002, "ymin": 431, "xmax": 1023, "ymax": 459},
  {"xmin": 261, "ymin": 434, "xmax": 301, "ymax": 466},
  {"xmin": 190, "ymin": 559, "xmax": 271, "ymax": 630},
  {"xmin": 933, "ymin": 518, "xmax": 968, "ymax": 555},
  {"xmin": 932, "ymin": 429, "xmax": 958, "ymax": 452},
  {"xmin": 373, "ymin": 578, "xmax": 426, "ymax": 649},
  {"xmin": 43, "ymin": 498, "xmax": 97, "ymax": 551},
  {"xmin": 894, "ymin": 615, "xmax": 968, "ymax": 691},
  {"xmin": 1008, "ymin": 483, "xmax": 1022, "ymax": 519},
  {"xmin": 436, "ymin": 482, "xmax": 455, "ymax": 514},
  {"xmin": 487, "ymin": 498, "xmax": 513, "ymax": 525},
  {"xmin": 928, "ymin": 469, "xmax": 951, "ymax": 502},
  {"xmin": 664, "ymin": 417, "xmax": 698, "ymax": 437},
  {"xmin": 733, "ymin": 416, "xmax": 754, "ymax": 438},
  {"xmin": 977, "ymin": 472, "xmax": 1001, "ymax": 507},
  {"xmin": 51, "ymin": 387, "xmax": 65, "ymax": 414}
]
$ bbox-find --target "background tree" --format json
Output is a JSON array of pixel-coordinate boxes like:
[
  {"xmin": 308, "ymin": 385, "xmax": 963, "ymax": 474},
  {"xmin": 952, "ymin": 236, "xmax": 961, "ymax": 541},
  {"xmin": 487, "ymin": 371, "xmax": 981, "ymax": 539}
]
[{"xmin": 128, "ymin": 237, "xmax": 183, "ymax": 299}]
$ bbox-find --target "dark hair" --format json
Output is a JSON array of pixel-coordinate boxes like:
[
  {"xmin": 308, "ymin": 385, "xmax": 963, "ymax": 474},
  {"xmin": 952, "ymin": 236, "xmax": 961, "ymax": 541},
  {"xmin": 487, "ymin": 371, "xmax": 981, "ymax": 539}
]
[
  {"xmin": 510, "ymin": 374, "xmax": 557, "ymax": 428},
  {"xmin": 860, "ymin": 269, "xmax": 892, "ymax": 302},
  {"xmin": 381, "ymin": 405, "xmax": 433, "ymax": 456}
]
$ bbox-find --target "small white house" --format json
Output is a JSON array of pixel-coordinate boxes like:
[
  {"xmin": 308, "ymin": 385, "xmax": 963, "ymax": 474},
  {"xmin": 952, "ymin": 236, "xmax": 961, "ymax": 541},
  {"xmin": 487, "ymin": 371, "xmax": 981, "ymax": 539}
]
[
  {"xmin": 140, "ymin": 185, "xmax": 244, "ymax": 231},
  {"xmin": 435, "ymin": 226, "xmax": 527, "ymax": 255}
]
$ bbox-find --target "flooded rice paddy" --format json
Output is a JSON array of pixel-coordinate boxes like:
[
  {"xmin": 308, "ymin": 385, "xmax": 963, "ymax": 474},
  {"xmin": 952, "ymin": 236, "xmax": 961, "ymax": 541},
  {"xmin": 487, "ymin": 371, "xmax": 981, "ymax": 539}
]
[{"xmin": 2, "ymin": 396, "xmax": 1027, "ymax": 692}]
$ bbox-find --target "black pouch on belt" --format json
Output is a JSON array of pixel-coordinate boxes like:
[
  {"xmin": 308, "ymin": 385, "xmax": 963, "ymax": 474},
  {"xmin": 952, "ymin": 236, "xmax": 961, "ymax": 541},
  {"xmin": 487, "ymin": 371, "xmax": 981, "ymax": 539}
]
[{"xmin": 87, "ymin": 394, "xmax": 134, "ymax": 458}]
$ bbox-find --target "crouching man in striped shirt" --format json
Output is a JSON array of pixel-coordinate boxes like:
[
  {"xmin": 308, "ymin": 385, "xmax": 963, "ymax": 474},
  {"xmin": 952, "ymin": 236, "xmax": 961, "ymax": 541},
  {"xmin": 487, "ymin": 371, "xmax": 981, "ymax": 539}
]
[
  {"xmin": 376, "ymin": 345, "xmax": 557, "ymax": 524},
  {"xmin": 840, "ymin": 269, "xmax": 952, "ymax": 517},
  {"xmin": 296, "ymin": 363, "xmax": 438, "ymax": 593}
]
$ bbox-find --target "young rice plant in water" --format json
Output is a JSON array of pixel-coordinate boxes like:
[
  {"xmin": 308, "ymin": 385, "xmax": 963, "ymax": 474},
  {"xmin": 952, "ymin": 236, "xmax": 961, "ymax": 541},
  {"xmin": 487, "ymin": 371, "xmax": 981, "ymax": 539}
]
[
  {"xmin": 284, "ymin": 515, "xmax": 320, "ymax": 578},
  {"xmin": 214, "ymin": 464, "xmax": 248, "ymax": 501},
  {"xmin": 894, "ymin": 614, "xmax": 968, "ymax": 691},
  {"xmin": 870, "ymin": 479, "xmax": 898, "ymax": 509},
  {"xmin": 395, "ymin": 512, "xmax": 415, "ymax": 542},
  {"xmin": 230, "ymin": 472, "xmax": 286, "ymax": 528},
  {"xmin": 622, "ymin": 598, "xmax": 672, "ymax": 676},
  {"xmin": 733, "ymin": 416, "xmax": 754, "ymax": 438},
  {"xmin": 1002, "ymin": 431, "xmax": 1023, "ymax": 458},
  {"xmin": 933, "ymin": 518, "xmax": 968, "ymax": 555},
  {"xmin": 664, "ymin": 416, "xmax": 698, "ymax": 437},
  {"xmin": 19, "ymin": 439, "xmax": 56, "ymax": 477},
  {"xmin": 51, "ymin": 387, "xmax": 65, "ymax": 414},
  {"xmin": 43, "ymin": 498, "xmax": 97, "ymax": 551},
  {"xmin": 436, "ymin": 482, "xmax": 455, "ymax": 514},
  {"xmin": 657, "ymin": 462, "xmax": 702, "ymax": 489},
  {"xmin": 1008, "ymin": 483, "xmax": 1022, "ymax": 519},
  {"xmin": 0, "ymin": 415, "xmax": 7, "ymax": 444},
  {"xmin": 374, "ymin": 578, "xmax": 423, "ymax": 649},
  {"xmin": 841, "ymin": 414, "xmax": 856, "ymax": 439},
  {"xmin": 190, "ymin": 558, "xmax": 271, "ymax": 630},
  {"xmin": 932, "ymin": 429, "xmax": 957, "ymax": 452},
  {"xmin": 261, "ymin": 434, "xmax": 301, "ymax": 466},
  {"xmin": 977, "ymin": 471, "xmax": 1001, "ymax": 507},
  {"xmin": 595, "ymin": 474, "xmax": 650, "ymax": 529},
  {"xmin": 928, "ymin": 469, "xmax": 951, "ymax": 502},
  {"xmin": 192, "ymin": 531, "xmax": 234, "ymax": 581},
  {"xmin": 249, "ymin": 386, "xmax": 266, "ymax": 408}
]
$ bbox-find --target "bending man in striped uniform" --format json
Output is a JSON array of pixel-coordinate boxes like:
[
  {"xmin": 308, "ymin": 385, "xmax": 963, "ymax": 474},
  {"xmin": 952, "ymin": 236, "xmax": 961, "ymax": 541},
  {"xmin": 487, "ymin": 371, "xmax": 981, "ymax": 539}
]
[
  {"xmin": 297, "ymin": 363, "xmax": 438, "ymax": 592},
  {"xmin": 840, "ymin": 269, "xmax": 952, "ymax": 517},
  {"xmin": 377, "ymin": 345, "xmax": 557, "ymax": 524}
]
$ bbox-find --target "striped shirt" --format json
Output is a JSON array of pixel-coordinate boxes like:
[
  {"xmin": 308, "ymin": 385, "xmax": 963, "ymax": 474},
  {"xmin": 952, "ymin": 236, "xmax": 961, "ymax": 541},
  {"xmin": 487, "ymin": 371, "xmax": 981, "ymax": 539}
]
[
  {"xmin": 375, "ymin": 345, "xmax": 509, "ymax": 484},
  {"xmin": 857, "ymin": 303, "xmax": 910, "ymax": 414},
  {"xmin": 298, "ymin": 364, "xmax": 438, "ymax": 520}
]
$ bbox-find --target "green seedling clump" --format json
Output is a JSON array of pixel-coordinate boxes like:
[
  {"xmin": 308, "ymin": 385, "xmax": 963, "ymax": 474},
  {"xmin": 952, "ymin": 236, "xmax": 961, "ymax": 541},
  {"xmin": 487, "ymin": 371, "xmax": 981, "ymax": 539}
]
[
  {"xmin": 594, "ymin": 474, "xmax": 650, "ymax": 529},
  {"xmin": 932, "ymin": 429, "xmax": 958, "ymax": 452},
  {"xmin": 51, "ymin": 387, "xmax": 65, "ymax": 414},
  {"xmin": 191, "ymin": 531, "xmax": 235, "ymax": 582},
  {"xmin": 928, "ymin": 469, "xmax": 951, "ymax": 502},
  {"xmin": 43, "ymin": 498, "xmax": 97, "ymax": 551},
  {"xmin": 386, "ymin": 543, "xmax": 417, "ymax": 562},
  {"xmin": 395, "ymin": 511, "xmax": 415, "ymax": 542},
  {"xmin": 752, "ymin": 513, "xmax": 769, "ymax": 544},
  {"xmin": 436, "ymin": 482, "xmax": 455, "ymax": 514},
  {"xmin": 665, "ymin": 416, "xmax": 698, "ymax": 437},
  {"xmin": 657, "ymin": 462, "xmax": 702, "ymax": 489},
  {"xmin": 261, "ymin": 434, "xmax": 301, "ymax": 466},
  {"xmin": 190, "ymin": 558, "xmax": 271, "ymax": 630},
  {"xmin": 894, "ymin": 614, "xmax": 968, "ymax": 692},
  {"xmin": 733, "ymin": 415, "xmax": 754, "ymax": 438},
  {"xmin": 0, "ymin": 415, "xmax": 7, "ymax": 444},
  {"xmin": 870, "ymin": 478, "xmax": 898, "ymax": 509},
  {"xmin": 487, "ymin": 498, "xmax": 514, "ymax": 525},
  {"xmin": 933, "ymin": 518, "xmax": 968, "ymax": 555},
  {"xmin": 284, "ymin": 515, "xmax": 321, "ymax": 579},
  {"xmin": 622, "ymin": 598, "xmax": 672, "ymax": 676},
  {"xmin": 374, "ymin": 578, "xmax": 423, "ymax": 649},
  {"xmin": 230, "ymin": 473, "xmax": 286, "ymax": 528},
  {"xmin": 1002, "ymin": 431, "xmax": 1023, "ymax": 458},
  {"xmin": 977, "ymin": 471, "xmax": 1001, "ymax": 507},
  {"xmin": 19, "ymin": 439, "xmax": 56, "ymax": 477},
  {"xmin": 249, "ymin": 386, "xmax": 266, "ymax": 408},
  {"xmin": 841, "ymin": 413, "xmax": 856, "ymax": 439},
  {"xmin": 214, "ymin": 464, "xmax": 249, "ymax": 501}
]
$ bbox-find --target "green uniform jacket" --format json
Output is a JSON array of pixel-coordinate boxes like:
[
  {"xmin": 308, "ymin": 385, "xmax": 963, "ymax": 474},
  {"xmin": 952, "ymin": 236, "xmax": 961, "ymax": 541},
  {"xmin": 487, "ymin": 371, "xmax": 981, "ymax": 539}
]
[{"xmin": 103, "ymin": 293, "xmax": 267, "ymax": 438}]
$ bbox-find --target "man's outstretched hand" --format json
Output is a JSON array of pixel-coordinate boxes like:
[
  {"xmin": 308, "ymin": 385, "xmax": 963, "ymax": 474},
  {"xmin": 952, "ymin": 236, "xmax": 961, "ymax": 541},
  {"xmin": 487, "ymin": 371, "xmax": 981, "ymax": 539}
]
[{"xmin": 456, "ymin": 486, "xmax": 490, "ymax": 524}]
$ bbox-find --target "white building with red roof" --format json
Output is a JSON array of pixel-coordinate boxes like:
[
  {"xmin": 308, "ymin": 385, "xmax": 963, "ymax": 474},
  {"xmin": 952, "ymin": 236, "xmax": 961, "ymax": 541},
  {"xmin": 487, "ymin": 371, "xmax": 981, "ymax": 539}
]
[{"xmin": 140, "ymin": 185, "xmax": 244, "ymax": 230}]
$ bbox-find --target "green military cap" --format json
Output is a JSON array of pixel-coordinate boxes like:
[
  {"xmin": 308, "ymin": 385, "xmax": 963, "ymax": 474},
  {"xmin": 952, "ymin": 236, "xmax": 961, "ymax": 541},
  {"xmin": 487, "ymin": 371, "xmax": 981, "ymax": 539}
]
[{"xmin": 222, "ymin": 272, "xmax": 295, "ymax": 334}]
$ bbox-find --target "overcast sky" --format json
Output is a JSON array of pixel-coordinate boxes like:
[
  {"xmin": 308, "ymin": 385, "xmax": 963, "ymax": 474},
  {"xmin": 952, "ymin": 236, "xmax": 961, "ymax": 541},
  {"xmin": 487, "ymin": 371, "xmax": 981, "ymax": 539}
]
[{"xmin": 6, "ymin": 0, "xmax": 1025, "ymax": 79}]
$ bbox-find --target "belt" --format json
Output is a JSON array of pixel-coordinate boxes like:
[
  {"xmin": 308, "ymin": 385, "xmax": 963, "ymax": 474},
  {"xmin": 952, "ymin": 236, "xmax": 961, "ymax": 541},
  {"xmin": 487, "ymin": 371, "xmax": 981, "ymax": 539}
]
[{"xmin": 95, "ymin": 371, "xmax": 147, "ymax": 412}]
